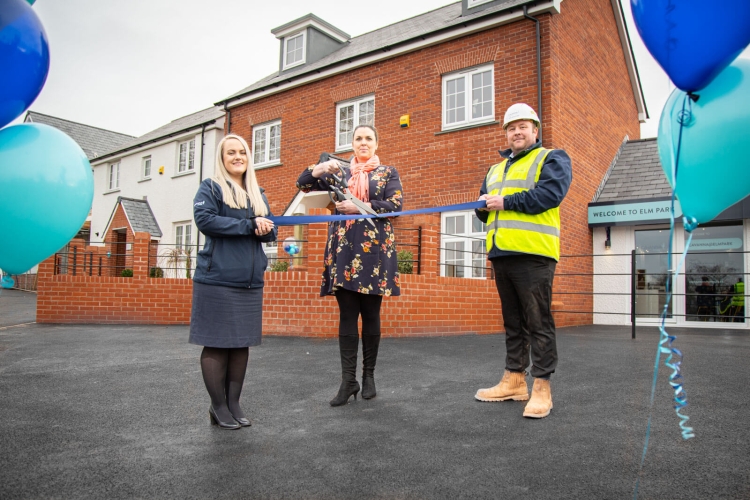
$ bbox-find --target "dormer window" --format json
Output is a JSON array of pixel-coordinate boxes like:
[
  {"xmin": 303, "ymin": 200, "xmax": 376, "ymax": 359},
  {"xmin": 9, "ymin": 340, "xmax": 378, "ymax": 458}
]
[
  {"xmin": 467, "ymin": 0, "xmax": 494, "ymax": 7},
  {"xmin": 283, "ymin": 32, "xmax": 306, "ymax": 70}
]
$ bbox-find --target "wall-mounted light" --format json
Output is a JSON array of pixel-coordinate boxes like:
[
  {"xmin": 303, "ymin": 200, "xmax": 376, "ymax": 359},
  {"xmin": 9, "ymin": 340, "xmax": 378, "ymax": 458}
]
[{"xmin": 604, "ymin": 226, "xmax": 611, "ymax": 250}]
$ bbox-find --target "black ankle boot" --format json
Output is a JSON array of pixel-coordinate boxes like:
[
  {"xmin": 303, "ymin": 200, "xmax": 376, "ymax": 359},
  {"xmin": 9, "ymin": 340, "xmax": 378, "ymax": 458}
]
[
  {"xmin": 330, "ymin": 336, "xmax": 359, "ymax": 407},
  {"xmin": 361, "ymin": 335, "xmax": 381, "ymax": 399}
]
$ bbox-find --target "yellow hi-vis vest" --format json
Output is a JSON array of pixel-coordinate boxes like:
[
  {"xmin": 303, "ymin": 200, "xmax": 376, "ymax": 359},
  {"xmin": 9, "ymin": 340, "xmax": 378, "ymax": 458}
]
[{"xmin": 485, "ymin": 148, "xmax": 561, "ymax": 261}]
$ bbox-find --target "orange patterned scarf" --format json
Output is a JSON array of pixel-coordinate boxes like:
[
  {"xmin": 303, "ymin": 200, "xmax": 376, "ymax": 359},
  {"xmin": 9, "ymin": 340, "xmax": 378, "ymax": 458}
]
[{"xmin": 347, "ymin": 155, "xmax": 380, "ymax": 202}]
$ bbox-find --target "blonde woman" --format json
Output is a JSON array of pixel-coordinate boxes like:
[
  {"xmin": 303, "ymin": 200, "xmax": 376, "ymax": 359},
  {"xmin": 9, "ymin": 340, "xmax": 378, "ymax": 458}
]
[{"xmin": 190, "ymin": 134, "xmax": 277, "ymax": 429}]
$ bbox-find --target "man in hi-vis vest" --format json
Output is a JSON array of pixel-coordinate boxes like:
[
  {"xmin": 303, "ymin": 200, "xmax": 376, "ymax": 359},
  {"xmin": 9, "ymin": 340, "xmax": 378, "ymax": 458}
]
[{"xmin": 474, "ymin": 103, "xmax": 572, "ymax": 418}]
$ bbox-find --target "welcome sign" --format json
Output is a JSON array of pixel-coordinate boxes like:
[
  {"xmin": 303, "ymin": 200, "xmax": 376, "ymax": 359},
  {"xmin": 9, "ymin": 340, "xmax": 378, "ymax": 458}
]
[{"xmin": 588, "ymin": 198, "xmax": 682, "ymax": 227}]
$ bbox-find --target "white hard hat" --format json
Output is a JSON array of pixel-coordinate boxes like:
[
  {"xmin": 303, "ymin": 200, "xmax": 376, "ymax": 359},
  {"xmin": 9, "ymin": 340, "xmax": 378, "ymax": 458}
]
[{"xmin": 503, "ymin": 103, "xmax": 540, "ymax": 129}]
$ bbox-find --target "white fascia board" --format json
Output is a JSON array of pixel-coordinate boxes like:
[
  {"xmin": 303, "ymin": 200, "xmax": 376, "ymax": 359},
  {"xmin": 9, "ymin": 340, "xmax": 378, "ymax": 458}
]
[
  {"xmin": 90, "ymin": 119, "xmax": 224, "ymax": 167},
  {"xmin": 227, "ymin": 1, "xmax": 561, "ymax": 110},
  {"xmin": 274, "ymin": 19, "xmax": 349, "ymax": 43},
  {"xmin": 611, "ymin": 0, "xmax": 648, "ymax": 122}
]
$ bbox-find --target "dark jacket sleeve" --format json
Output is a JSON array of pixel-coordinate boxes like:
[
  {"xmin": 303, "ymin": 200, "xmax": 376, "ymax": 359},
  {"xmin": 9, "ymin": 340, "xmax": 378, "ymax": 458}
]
[
  {"xmin": 297, "ymin": 165, "xmax": 335, "ymax": 193},
  {"xmin": 502, "ymin": 150, "xmax": 572, "ymax": 214},
  {"xmin": 193, "ymin": 180, "xmax": 258, "ymax": 238},
  {"xmin": 256, "ymin": 192, "xmax": 278, "ymax": 243}
]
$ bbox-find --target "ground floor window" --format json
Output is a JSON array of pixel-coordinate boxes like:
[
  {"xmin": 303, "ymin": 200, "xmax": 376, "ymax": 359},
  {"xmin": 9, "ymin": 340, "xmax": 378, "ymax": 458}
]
[
  {"xmin": 684, "ymin": 222, "xmax": 744, "ymax": 323},
  {"xmin": 440, "ymin": 211, "xmax": 486, "ymax": 278}
]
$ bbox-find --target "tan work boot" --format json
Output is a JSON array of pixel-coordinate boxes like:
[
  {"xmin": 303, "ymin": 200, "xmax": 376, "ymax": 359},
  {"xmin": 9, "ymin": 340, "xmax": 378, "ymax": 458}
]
[
  {"xmin": 523, "ymin": 378, "xmax": 553, "ymax": 418},
  {"xmin": 474, "ymin": 370, "xmax": 529, "ymax": 402}
]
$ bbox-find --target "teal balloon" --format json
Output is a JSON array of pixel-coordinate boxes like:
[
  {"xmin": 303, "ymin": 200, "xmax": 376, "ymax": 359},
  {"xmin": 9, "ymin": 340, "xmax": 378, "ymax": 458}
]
[
  {"xmin": 658, "ymin": 59, "xmax": 750, "ymax": 225},
  {"xmin": 26, "ymin": 1, "xmax": 36, "ymax": 5},
  {"xmin": 0, "ymin": 124, "xmax": 93, "ymax": 274}
]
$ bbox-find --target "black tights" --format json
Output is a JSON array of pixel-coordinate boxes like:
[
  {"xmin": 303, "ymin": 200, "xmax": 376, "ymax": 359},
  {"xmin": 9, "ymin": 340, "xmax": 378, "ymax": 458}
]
[
  {"xmin": 335, "ymin": 289, "xmax": 383, "ymax": 337},
  {"xmin": 200, "ymin": 347, "xmax": 249, "ymax": 422}
]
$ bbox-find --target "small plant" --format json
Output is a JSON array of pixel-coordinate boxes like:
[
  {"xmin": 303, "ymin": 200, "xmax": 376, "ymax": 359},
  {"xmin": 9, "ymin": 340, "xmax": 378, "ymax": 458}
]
[
  {"xmin": 121, "ymin": 269, "xmax": 134, "ymax": 278},
  {"xmin": 184, "ymin": 247, "xmax": 193, "ymax": 279},
  {"xmin": 149, "ymin": 267, "xmax": 164, "ymax": 278},
  {"xmin": 271, "ymin": 260, "xmax": 289, "ymax": 272},
  {"xmin": 398, "ymin": 250, "xmax": 414, "ymax": 274}
]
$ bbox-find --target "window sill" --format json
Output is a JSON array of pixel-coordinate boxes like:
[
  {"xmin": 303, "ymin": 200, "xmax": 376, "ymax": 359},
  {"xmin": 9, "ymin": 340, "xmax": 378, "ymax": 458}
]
[
  {"xmin": 104, "ymin": 188, "xmax": 121, "ymax": 195},
  {"xmin": 334, "ymin": 146, "xmax": 353, "ymax": 154},
  {"xmin": 171, "ymin": 170, "xmax": 196, "ymax": 179},
  {"xmin": 435, "ymin": 120, "xmax": 499, "ymax": 136},
  {"xmin": 254, "ymin": 161, "xmax": 282, "ymax": 170},
  {"xmin": 138, "ymin": 177, "xmax": 152, "ymax": 183}
]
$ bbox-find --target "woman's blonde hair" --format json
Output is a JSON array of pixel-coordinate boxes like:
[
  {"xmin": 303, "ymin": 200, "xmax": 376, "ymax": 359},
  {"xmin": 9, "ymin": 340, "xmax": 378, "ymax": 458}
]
[{"xmin": 211, "ymin": 134, "xmax": 268, "ymax": 216}]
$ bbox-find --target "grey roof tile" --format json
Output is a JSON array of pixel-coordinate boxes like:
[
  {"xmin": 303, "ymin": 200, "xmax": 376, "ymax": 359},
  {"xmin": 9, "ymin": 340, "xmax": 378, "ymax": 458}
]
[
  {"xmin": 221, "ymin": 0, "xmax": 531, "ymax": 103},
  {"xmin": 96, "ymin": 107, "xmax": 225, "ymax": 161},
  {"xmin": 593, "ymin": 138, "xmax": 672, "ymax": 202},
  {"xmin": 119, "ymin": 198, "xmax": 162, "ymax": 237},
  {"xmin": 24, "ymin": 111, "xmax": 135, "ymax": 160}
]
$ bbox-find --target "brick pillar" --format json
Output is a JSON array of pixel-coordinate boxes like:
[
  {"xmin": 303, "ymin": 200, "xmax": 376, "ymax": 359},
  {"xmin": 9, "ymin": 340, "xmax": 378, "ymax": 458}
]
[
  {"xmin": 133, "ymin": 232, "xmax": 151, "ymax": 280},
  {"xmin": 306, "ymin": 208, "xmax": 330, "ymax": 271}
]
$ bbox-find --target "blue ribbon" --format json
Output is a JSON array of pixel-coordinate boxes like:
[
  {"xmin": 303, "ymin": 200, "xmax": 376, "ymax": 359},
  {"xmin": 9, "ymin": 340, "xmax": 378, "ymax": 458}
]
[{"xmin": 268, "ymin": 200, "xmax": 487, "ymax": 226}]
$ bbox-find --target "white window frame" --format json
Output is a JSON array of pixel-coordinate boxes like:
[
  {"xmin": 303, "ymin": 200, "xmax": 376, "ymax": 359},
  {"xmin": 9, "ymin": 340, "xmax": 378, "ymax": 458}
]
[
  {"xmin": 283, "ymin": 32, "xmax": 306, "ymax": 70},
  {"xmin": 252, "ymin": 120, "xmax": 282, "ymax": 168},
  {"xmin": 141, "ymin": 155, "xmax": 151, "ymax": 180},
  {"xmin": 441, "ymin": 64, "xmax": 495, "ymax": 130},
  {"xmin": 175, "ymin": 222, "xmax": 193, "ymax": 251},
  {"xmin": 108, "ymin": 162, "xmax": 120, "ymax": 191},
  {"xmin": 263, "ymin": 241, "xmax": 278, "ymax": 270},
  {"xmin": 335, "ymin": 95, "xmax": 375, "ymax": 152},
  {"xmin": 178, "ymin": 138, "xmax": 196, "ymax": 173},
  {"xmin": 467, "ymin": 0, "xmax": 494, "ymax": 8},
  {"xmin": 440, "ymin": 210, "xmax": 487, "ymax": 279}
]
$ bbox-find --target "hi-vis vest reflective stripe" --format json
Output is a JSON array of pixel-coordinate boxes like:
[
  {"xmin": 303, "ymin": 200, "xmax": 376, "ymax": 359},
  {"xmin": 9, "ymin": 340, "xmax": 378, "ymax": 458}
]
[{"xmin": 485, "ymin": 148, "xmax": 561, "ymax": 261}]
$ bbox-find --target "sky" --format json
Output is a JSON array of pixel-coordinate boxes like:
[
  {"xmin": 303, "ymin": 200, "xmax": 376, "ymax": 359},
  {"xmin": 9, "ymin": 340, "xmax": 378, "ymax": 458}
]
[{"xmin": 11, "ymin": 0, "xmax": 749, "ymax": 139}]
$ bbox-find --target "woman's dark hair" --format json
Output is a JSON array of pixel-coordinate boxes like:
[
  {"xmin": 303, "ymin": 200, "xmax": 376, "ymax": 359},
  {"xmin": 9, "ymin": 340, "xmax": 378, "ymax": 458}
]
[{"xmin": 352, "ymin": 124, "xmax": 378, "ymax": 142}]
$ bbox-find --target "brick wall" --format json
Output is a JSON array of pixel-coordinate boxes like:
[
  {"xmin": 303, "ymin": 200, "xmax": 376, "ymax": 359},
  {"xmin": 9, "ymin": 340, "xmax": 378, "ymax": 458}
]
[{"xmin": 37, "ymin": 215, "xmax": 572, "ymax": 335}]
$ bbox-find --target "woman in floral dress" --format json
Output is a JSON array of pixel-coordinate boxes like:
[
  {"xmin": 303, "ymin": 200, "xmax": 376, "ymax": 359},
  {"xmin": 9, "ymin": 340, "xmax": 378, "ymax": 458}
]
[{"xmin": 296, "ymin": 124, "xmax": 403, "ymax": 406}]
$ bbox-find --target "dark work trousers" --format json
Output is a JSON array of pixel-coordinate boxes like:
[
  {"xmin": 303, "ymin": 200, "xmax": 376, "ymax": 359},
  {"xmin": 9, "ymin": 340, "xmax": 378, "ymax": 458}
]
[
  {"xmin": 334, "ymin": 288, "xmax": 383, "ymax": 337},
  {"xmin": 491, "ymin": 255, "xmax": 558, "ymax": 378}
]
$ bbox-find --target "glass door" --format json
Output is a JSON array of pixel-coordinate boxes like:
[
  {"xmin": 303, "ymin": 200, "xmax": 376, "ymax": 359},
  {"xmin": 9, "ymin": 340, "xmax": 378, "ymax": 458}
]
[
  {"xmin": 684, "ymin": 223, "xmax": 744, "ymax": 323},
  {"xmin": 635, "ymin": 229, "xmax": 673, "ymax": 320}
]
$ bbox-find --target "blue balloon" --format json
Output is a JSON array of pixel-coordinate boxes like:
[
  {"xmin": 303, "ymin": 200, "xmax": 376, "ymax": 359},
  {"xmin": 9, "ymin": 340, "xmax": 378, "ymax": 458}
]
[
  {"xmin": 658, "ymin": 59, "xmax": 750, "ymax": 224},
  {"xmin": 1, "ymin": 275, "xmax": 14, "ymax": 288},
  {"xmin": 631, "ymin": 0, "xmax": 750, "ymax": 92},
  {"xmin": 0, "ymin": 124, "xmax": 93, "ymax": 274},
  {"xmin": 0, "ymin": 0, "xmax": 50, "ymax": 128}
]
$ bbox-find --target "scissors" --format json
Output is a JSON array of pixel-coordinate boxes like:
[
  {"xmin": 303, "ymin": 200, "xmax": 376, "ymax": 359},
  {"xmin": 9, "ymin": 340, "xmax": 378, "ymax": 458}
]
[{"xmin": 318, "ymin": 152, "xmax": 378, "ymax": 228}]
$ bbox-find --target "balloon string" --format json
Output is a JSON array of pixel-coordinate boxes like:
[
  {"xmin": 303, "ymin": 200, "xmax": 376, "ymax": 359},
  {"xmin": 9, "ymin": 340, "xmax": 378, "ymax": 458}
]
[{"xmin": 634, "ymin": 94, "xmax": 695, "ymax": 500}]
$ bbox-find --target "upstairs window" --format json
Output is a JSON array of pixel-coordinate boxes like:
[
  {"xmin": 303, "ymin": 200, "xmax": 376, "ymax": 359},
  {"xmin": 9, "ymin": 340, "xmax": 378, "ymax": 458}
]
[
  {"xmin": 283, "ymin": 32, "xmax": 306, "ymax": 70},
  {"xmin": 142, "ymin": 156, "xmax": 151, "ymax": 179},
  {"xmin": 108, "ymin": 162, "xmax": 120, "ymax": 190},
  {"xmin": 253, "ymin": 120, "xmax": 282, "ymax": 168},
  {"xmin": 336, "ymin": 95, "xmax": 375, "ymax": 151},
  {"xmin": 178, "ymin": 139, "xmax": 195, "ymax": 173},
  {"xmin": 442, "ymin": 64, "xmax": 494, "ymax": 130}
]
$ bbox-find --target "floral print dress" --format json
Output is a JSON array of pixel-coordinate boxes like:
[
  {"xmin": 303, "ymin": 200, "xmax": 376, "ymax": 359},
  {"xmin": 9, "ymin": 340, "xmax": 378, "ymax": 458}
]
[{"xmin": 296, "ymin": 163, "xmax": 403, "ymax": 297}]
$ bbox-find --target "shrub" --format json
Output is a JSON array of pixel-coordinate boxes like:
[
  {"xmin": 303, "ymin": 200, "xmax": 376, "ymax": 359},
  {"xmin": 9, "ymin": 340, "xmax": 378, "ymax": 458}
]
[
  {"xmin": 121, "ymin": 269, "xmax": 134, "ymax": 278},
  {"xmin": 271, "ymin": 260, "xmax": 289, "ymax": 272},
  {"xmin": 149, "ymin": 267, "xmax": 164, "ymax": 278},
  {"xmin": 398, "ymin": 250, "xmax": 414, "ymax": 274}
]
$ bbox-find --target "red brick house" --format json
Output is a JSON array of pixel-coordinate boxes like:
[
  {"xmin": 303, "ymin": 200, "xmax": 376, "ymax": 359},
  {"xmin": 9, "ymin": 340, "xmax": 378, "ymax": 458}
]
[{"xmin": 216, "ymin": 0, "xmax": 645, "ymax": 320}]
